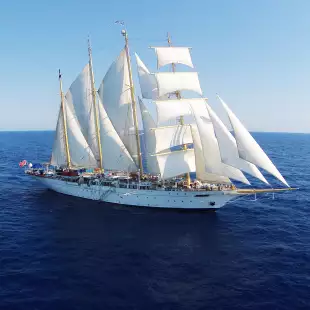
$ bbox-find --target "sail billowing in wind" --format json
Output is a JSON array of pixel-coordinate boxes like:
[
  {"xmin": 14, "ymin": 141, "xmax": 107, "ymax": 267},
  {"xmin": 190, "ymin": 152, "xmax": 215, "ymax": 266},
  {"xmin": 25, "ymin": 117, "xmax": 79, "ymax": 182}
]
[
  {"xmin": 65, "ymin": 64, "xmax": 99, "ymax": 164},
  {"xmin": 190, "ymin": 125, "xmax": 232, "ymax": 184},
  {"xmin": 138, "ymin": 98, "xmax": 160, "ymax": 174},
  {"xmin": 98, "ymin": 49, "xmax": 138, "ymax": 166},
  {"xmin": 205, "ymin": 103, "xmax": 269, "ymax": 185},
  {"xmin": 51, "ymin": 101, "xmax": 97, "ymax": 168},
  {"xmin": 190, "ymin": 102, "xmax": 250, "ymax": 185},
  {"xmin": 97, "ymin": 97, "xmax": 136, "ymax": 171},
  {"xmin": 135, "ymin": 54, "xmax": 158, "ymax": 100},
  {"xmin": 219, "ymin": 96, "xmax": 289, "ymax": 187},
  {"xmin": 154, "ymin": 47, "xmax": 194, "ymax": 69}
]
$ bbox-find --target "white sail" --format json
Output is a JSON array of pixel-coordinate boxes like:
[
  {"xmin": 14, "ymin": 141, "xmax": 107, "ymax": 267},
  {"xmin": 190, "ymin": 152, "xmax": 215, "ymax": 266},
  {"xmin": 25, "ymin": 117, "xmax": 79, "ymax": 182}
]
[
  {"xmin": 155, "ymin": 72, "xmax": 202, "ymax": 98},
  {"xmin": 191, "ymin": 126, "xmax": 231, "ymax": 184},
  {"xmin": 154, "ymin": 98, "xmax": 206, "ymax": 125},
  {"xmin": 190, "ymin": 102, "xmax": 250, "ymax": 185},
  {"xmin": 139, "ymin": 98, "xmax": 160, "ymax": 174},
  {"xmin": 97, "ymin": 97, "xmax": 136, "ymax": 172},
  {"xmin": 206, "ymin": 104, "xmax": 269, "ymax": 185},
  {"xmin": 220, "ymin": 97, "xmax": 289, "ymax": 187},
  {"xmin": 151, "ymin": 125, "xmax": 193, "ymax": 153},
  {"xmin": 153, "ymin": 47, "xmax": 194, "ymax": 69},
  {"xmin": 51, "ymin": 102, "xmax": 97, "ymax": 168},
  {"xmin": 65, "ymin": 64, "xmax": 99, "ymax": 163},
  {"xmin": 135, "ymin": 53, "xmax": 158, "ymax": 100},
  {"xmin": 156, "ymin": 149, "xmax": 196, "ymax": 180},
  {"xmin": 51, "ymin": 107, "xmax": 66, "ymax": 167},
  {"xmin": 98, "ymin": 49, "xmax": 138, "ymax": 165}
]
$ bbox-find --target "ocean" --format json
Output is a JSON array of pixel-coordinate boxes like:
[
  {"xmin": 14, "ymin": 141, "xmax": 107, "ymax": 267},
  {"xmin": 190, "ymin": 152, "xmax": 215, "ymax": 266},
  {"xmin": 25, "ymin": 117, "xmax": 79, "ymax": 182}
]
[{"xmin": 0, "ymin": 131, "xmax": 309, "ymax": 309}]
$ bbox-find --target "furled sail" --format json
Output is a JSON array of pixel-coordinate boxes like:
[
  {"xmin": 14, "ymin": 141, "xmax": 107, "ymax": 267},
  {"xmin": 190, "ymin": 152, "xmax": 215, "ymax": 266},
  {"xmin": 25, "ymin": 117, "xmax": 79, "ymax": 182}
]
[
  {"xmin": 191, "ymin": 126, "xmax": 232, "ymax": 184},
  {"xmin": 156, "ymin": 149, "xmax": 196, "ymax": 180},
  {"xmin": 138, "ymin": 98, "xmax": 160, "ymax": 174},
  {"xmin": 155, "ymin": 72, "xmax": 202, "ymax": 98},
  {"xmin": 135, "ymin": 53, "xmax": 158, "ymax": 100},
  {"xmin": 206, "ymin": 104, "xmax": 269, "ymax": 185},
  {"xmin": 65, "ymin": 64, "xmax": 99, "ymax": 163},
  {"xmin": 153, "ymin": 47, "xmax": 194, "ymax": 69},
  {"xmin": 151, "ymin": 125, "xmax": 193, "ymax": 153},
  {"xmin": 154, "ymin": 98, "xmax": 206, "ymax": 125},
  {"xmin": 190, "ymin": 102, "xmax": 250, "ymax": 185},
  {"xmin": 97, "ymin": 97, "xmax": 136, "ymax": 171},
  {"xmin": 51, "ymin": 101, "xmax": 97, "ymax": 168},
  {"xmin": 98, "ymin": 49, "xmax": 138, "ymax": 165},
  {"xmin": 219, "ymin": 96, "xmax": 289, "ymax": 187}
]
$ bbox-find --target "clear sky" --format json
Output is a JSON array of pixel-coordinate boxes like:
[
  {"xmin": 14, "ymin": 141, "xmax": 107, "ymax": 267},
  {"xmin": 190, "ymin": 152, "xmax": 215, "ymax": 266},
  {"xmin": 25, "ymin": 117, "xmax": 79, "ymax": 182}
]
[{"xmin": 0, "ymin": 0, "xmax": 309, "ymax": 132}]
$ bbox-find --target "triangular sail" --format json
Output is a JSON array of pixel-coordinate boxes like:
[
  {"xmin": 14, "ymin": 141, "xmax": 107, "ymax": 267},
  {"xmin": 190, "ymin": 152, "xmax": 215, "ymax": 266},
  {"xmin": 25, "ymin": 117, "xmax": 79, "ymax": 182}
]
[
  {"xmin": 135, "ymin": 53, "xmax": 158, "ymax": 100},
  {"xmin": 191, "ymin": 126, "xmax": 231, "ymax": 184},
  {"xmin": 219, "ymin": 96, "xmax": 289, "ymax": 187},
  {"xmin": 51, "ymin": 107, "xmax": 66, "ymax": 167},
  {"xmin": 51, "ymin": 102, "xmax": 97, "ymax": 168},
  {"xmin": 138, "ymin": 98, "xmax": 160, "ymax": 174},
  {"xmin": 206, "ymin": 103, "xmax": 269, "ymax": 185},
  {"xmin": 98, "ymin": 49, "xmax": 138, "ymax": 165},
  {"xmin": 65, "ymin": 64, "xmax": 99, "ymax": 164},
  {"xmin": 98, "ymin": 97, "xmax": 136, "ymax": 171},
  {"xmin": 190, "ymin": 102, "xmax": 250, "ymax": 185}
]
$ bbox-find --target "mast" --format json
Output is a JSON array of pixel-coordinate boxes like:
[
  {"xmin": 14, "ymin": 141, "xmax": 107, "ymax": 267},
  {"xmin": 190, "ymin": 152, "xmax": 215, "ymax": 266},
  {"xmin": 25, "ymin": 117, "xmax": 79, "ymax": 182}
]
[
  {"xmin": 167, "ymin": 33, "xmax": 191, "ymax": 186},
  {"xmin": 122, "ymin": 29, "xmax": 143, "ymax": 174},
  {"xmin": 88, "ymin": 38, "xmax": 103, "ymax": 170},
  {"xmin": 58, "ymin": 70, "xmax": 71, "ymax": 168}
]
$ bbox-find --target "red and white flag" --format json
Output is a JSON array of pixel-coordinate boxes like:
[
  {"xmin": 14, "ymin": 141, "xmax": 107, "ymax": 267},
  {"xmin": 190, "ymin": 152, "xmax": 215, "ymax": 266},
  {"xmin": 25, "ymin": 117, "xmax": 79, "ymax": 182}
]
[{"xmin": 19, "ymin": 160, "xmax": 27, "ymax": 167}]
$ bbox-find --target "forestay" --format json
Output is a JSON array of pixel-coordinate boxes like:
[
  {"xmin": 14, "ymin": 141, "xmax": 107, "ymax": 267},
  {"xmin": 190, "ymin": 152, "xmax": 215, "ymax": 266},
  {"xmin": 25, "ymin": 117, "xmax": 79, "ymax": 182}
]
[
  {"xmin": 65, "ymin": 64, "xmax": 99, "ymax": 162},
  {"xmin": 51, "ymin": 101, "xmax": 97, "ymax": 168},
  {"xmin": 219, "ymin": 96, "xmax": 289, "ymax": 187},
  {"xmin": 151, "ymin": 125, "xmax": 193, "ymax": 153},
  {"xmin": 97, "ymin": 97, "xmax": 136, "ymax": 172},
  {"xmin": 155, "ymin": 72, "xmax": 202, "ymax": 98},
  {"xmin": 138, "ymin": 98, "xmax": 160, "ymax": 174},
  {"xmin": 206, "ymin": 104, "xmax": 269, "ymax": 185},
  {"xmin": 190, "ymin": 102, "xmax": 250, "ymax": 185},
  {"xmin": 98, "ymin": 49, "xmax": 138, "ymax": 165},
  {"xmin": 156, "ymin": 149, "xmax": 196, "ymax": 180},
  {"xmin": 153, "ymin": 47, "xmax": 194, "ymax": 69}
]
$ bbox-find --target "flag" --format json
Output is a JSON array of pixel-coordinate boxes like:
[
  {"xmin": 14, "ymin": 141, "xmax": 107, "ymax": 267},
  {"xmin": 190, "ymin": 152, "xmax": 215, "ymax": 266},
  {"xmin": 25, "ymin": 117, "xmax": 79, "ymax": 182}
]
[
  {"xmin": 58, "ymin": 69, "xmax": 61, "ymax": 79},
  {"xmin": 115, "ymin": 20, "xmax": 124, "ymax": 26}
]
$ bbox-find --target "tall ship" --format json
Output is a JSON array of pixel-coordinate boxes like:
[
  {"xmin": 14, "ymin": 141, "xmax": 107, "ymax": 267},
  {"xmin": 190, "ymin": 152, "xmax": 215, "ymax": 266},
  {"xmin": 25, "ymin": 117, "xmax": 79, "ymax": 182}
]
[{"xmin": 23, "ymin": 29, "xmax": 295, "ymax": 210}]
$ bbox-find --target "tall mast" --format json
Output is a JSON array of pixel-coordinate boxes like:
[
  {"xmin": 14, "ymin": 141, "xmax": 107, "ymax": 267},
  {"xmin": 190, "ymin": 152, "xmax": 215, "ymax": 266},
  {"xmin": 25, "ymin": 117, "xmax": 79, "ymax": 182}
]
[
  {"xmin": 88, "ymin": 38, "xmax": 103, "ymax": 170},
  {"xmin": 122, "ymin": 29, "xmax": 143, "ymax": 174},
  {"xmin": 58, "ymin": 70, "xmax": 71, "ymax": 168},
  {"xmin": 167, "ymin": 33, "xmax": 191, "ymax": 186}
]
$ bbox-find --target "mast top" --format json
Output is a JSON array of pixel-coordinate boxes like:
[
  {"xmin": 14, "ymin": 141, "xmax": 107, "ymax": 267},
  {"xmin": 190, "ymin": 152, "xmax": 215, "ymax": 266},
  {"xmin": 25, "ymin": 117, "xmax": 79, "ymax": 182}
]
[{"xmin": 167, "ymin": 32, "xmax": 172, "ymax": 46}]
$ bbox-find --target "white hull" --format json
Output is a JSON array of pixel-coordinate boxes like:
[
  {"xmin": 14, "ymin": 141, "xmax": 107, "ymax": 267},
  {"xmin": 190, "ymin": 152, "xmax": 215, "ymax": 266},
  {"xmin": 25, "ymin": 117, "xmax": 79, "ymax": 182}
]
[{"xmin": 35, "ymin": 176, "xmax": 238, "ymax": 210}]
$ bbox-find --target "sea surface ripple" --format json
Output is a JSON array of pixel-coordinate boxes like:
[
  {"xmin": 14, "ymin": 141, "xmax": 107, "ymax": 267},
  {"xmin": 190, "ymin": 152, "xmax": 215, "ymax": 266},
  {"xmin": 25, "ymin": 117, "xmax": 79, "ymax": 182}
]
[{"xmin": 0, "ymin": 131, "xmax": 310, "ymax": 309}]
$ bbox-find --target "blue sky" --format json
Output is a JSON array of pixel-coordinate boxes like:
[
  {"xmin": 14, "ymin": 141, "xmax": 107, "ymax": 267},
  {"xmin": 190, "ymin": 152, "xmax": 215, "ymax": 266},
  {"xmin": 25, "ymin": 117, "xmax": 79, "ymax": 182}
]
[{"xmin": 0, "ymin": 0, "xmax": 309, "ymax": 132}]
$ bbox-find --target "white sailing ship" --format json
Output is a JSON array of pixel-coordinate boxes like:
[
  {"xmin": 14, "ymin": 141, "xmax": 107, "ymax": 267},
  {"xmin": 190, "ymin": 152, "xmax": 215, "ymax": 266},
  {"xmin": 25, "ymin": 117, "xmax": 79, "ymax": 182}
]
[{"xmin": 25, "ymin": 30, "xmax": 295, "ymax": 210}]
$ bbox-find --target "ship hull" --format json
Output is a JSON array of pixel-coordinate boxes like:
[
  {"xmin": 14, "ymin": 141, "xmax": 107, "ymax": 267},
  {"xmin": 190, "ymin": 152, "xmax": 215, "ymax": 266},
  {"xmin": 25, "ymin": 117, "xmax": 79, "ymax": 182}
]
[{"xmin": 35, "ymin": 177, "xmax": 237, "ymax": 210}]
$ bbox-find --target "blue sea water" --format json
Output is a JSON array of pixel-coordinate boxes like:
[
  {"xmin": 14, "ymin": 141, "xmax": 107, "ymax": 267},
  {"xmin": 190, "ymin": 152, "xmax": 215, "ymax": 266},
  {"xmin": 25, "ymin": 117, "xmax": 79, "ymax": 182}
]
[{"xmin": 0, "ymin": 131, "xmax": 310, "ymax": 309}]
